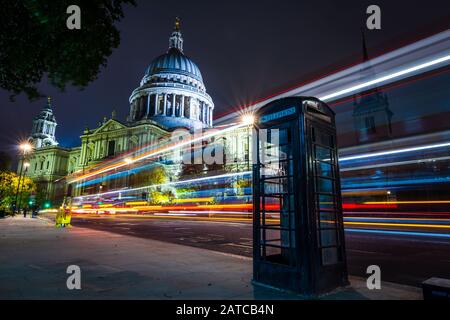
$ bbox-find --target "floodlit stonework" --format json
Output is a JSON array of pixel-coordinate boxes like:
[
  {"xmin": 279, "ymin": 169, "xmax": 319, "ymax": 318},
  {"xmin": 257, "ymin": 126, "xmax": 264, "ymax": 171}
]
[{"xmin": 20, "ymin": 19, "xmax": 225, "ymax": 203}]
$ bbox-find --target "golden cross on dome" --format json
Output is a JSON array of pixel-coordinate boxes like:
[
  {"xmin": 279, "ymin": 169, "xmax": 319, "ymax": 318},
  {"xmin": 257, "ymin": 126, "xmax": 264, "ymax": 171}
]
[{"xmin": 174, "ymin": 17, "xmax": 181, "ymax": 32}]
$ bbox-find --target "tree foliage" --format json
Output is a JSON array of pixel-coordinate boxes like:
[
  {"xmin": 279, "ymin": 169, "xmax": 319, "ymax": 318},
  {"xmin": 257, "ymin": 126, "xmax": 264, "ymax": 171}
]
[
  {"xmin": 0, "ymin": 0, "xmax": 136, "ymax": 100},
  {"xmin": 146, "ymin": 165, "xmax": 168, "ymax": 186},
  {"xmin": 148, "ymin": 189, "xmax": 175, "ymax": 205},
  {"xmin": 0, "ymin": 171, "xmax": 36, "ymax": 212}
]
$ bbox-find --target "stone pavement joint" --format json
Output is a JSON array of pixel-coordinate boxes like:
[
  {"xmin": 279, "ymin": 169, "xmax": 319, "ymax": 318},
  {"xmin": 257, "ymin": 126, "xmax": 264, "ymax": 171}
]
[{"xmin": 0, "ymin": 216, "xmax": 423, "ymax": 300}]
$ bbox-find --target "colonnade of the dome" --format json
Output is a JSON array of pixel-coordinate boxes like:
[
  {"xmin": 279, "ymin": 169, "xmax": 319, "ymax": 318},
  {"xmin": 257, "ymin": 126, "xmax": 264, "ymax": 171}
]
[{"xmin": 129, "ymin": 91, "xmax": 213, "ymax": 126}]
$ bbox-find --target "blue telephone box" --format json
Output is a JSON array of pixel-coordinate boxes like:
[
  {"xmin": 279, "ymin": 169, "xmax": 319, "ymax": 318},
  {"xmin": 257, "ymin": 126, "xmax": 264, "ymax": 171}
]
[{"xmin": 252, "ymin": 97, "xmax": 348, "ymax": 296}]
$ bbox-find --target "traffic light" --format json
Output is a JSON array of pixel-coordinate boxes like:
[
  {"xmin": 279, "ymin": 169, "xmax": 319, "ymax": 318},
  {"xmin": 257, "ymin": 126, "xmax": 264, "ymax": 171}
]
[{"xmin": 44, "ymin": 201, "xmax": 51, "ymax": 209}]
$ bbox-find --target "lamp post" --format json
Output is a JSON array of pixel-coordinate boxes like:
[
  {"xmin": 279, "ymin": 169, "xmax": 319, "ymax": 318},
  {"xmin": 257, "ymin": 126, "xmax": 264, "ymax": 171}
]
[
  {"xmin": 242, "ymin": 115, "xmax": 255, "ymax": 167},
  {"xmin": 124, "ymin": 157, "xmax": 134, "ymax": 188},
  {"xmin": 241, "ymin": 114, "xmax": 255, "ymax": 204},
  {"xmin": 14, "ymin": 142, "xmax": 32, "ymax": 214}
]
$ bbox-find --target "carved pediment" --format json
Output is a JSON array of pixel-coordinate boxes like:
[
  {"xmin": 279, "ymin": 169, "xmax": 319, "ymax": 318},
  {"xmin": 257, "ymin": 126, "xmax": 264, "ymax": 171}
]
[{"xmin": 94, "ymin": 119, "xmax": 126, "ymax": 134}]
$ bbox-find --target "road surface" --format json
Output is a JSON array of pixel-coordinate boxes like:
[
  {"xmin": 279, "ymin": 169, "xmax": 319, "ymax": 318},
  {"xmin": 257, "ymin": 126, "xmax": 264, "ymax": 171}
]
[{"xmin": 70, "ymin": 214, "xmax": 450, "ymax": 287}]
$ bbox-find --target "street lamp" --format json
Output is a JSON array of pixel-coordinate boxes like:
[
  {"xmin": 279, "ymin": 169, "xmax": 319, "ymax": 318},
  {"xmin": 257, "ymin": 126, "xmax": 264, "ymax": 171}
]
[
  {"xmin": 241, "ymin": 114, "xmax": 255, "ymax": 126},
  {"xmin": 20, "ymin": 143, "xmax": 33, "ymax": 153},
  {"xmin": 14, "ymin": 142, "xmax": 33, "ymax": 214},
  {"xmin": 241, "ymin": 114, "xmax": 255, "ymax": 196}
]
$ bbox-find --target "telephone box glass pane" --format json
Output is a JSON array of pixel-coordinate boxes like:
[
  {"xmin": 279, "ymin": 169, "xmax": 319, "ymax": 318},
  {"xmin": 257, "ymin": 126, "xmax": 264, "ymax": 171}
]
[
  {"xmin": 317, "ymin": 178, "xmax": 333, "ymax": 193},
  {"xmin": 320, "ymin": 211, "xmax": 336, "ymax": 228},
  {"xmin": 311, "ymin": 124, "xmax": 342, "ymax": 267},
  {"xmin": 320, "ymin": 229, "xmax": 337, "ymax": 247},
  {"xmin": 315, "ymin": 146, "xmax": 332, "ymax": 162},
  {"xmin": 316, "ymin": 162, "xmax": 333, "ymax": 178},
  {"xmin": 258, "ymin": 125, "xmax": 296, "ymax": 265}
]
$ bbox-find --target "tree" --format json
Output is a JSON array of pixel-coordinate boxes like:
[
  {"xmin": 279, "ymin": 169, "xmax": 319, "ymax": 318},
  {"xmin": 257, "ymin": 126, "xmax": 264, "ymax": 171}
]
[
  {"xmin": 148, "ymin": 189, "xmax": 175, "ymax": 205},
  {"xmin": 146, "ymin": 165, "xmax": 168, "ymax": 186},
  {"xmin": 0, "ymin": 171, "xmax": 36, "ymax": 213},
  {"xmin": 0, "ymin": 0, "xmax": 136, "ymax": 100},
  {"xmin": 143, "ymin": 165, "xmax": 173, "ymax": 205}
]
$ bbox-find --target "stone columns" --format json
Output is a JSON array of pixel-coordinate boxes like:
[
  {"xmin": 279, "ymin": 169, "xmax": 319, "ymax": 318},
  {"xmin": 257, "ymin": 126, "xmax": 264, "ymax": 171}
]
[
  {"xmin": 154, "ymin": 94, "xmax": 159, "ymax": 115},
  {"xmin": 146, "ymin": 95, "xmax": 150, "ymax": 117},
  {"xmin": 203, "ymin": 104, "xmax": 207, "ymax": 124},
  {"xmin": 80, "ymin": 142, "xmax": 86, "ymax": 167},
  {"xmin": 209, "ymin": 107, "xmax": 213, "ymax": 126},
  {"xmin": 95, "ymin": 140, "xmax": 100, "ymax": 159},
  {"xmin": 163, "ymin": 94, "xmax": 167, "ymax": 116},
  {"xmin": 172, "ymin": 94, "xmax": 176, "ymax": 117},
  {"xmin": 181, "ymin": 95, "xmax": 185, "ymax": 118}
]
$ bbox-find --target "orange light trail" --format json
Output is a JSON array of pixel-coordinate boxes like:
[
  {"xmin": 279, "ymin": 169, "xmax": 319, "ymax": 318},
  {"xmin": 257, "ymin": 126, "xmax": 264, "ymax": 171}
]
[
  {"xmin": 173, "ymin": 197, "xmax": 214, "ymax": 203},
  {"xmin": 363, "ymin": 201, "xmax": 450, "ymax": 205},
  {"xmin": 344, "ymin": 221, "xmax": 450, "ymax": 229}
]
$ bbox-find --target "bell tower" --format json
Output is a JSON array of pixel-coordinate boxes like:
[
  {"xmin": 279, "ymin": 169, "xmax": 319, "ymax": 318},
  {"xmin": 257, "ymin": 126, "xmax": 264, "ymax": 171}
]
[
  {"xmin": 352, "ymin": 31, "xmax": 393, "ymax": 143},
  {"xmin": 29, "ymin": 97, "xmax": 59, "ymax": 148}
]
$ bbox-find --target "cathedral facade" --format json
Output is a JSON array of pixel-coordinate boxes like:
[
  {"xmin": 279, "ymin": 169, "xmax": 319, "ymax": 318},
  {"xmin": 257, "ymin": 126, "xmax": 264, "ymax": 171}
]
[{"xmin": 21, "ymin": 19, "xmax": 220, "ymax": 203}]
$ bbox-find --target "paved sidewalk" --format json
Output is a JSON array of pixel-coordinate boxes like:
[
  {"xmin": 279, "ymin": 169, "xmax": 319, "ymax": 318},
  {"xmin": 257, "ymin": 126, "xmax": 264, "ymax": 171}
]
[{"xmin": 0, "ymin": 216, "xmax": 422, "ymax": 300}]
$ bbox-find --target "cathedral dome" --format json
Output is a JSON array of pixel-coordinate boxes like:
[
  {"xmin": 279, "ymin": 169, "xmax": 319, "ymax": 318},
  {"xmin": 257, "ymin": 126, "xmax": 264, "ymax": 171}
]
[
  {"xmin": 145, "ymin": 48, "xmax": 203, "ymax": 83},
  {"xmin": 128, "ymin": 18, "xmax": 214, "ymax": 130}
]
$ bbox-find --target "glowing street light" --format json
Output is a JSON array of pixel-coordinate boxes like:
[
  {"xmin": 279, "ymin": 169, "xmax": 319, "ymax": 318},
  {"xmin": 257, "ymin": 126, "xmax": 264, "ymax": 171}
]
[
  {"xmin": 19, "ymin": 142, "xmax": 32, "ymax": 153},
  {"xmin": 241, "ymin": 114, "xmax": 255, "ymax": 126},
  {"xmin": 124, "ymin": 157, "xmax": 134, "ymax": 164}
]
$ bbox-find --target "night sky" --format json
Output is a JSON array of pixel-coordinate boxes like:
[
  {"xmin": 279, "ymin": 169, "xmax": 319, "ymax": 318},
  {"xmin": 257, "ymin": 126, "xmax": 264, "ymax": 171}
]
[{"xmin": 1, "ymin": 0, "xmax": 449, "ymax": 157}]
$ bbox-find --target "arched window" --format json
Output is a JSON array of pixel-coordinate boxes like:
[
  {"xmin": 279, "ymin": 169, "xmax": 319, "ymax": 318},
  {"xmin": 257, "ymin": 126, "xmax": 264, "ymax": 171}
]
[
  {"xmin": 167, "ymin": 94, "xmax": 174, "ymax": 116},
  {"xmin": 157, "ymin": 95, "xmax": 165, "ymax": 115},
  {"xmin": 175, "ymin": 95, "xmax": 182, "ymax": 117},
  {"xmin": 184, "ymin": 97, "xmax": 191, "ymax": 118}
]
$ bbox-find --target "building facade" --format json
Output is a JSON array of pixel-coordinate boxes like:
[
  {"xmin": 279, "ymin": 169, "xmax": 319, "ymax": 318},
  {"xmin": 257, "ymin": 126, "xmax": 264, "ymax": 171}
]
[{"xmin": 21, "ymin": 19, "xmax": 219, "ymax": 204}]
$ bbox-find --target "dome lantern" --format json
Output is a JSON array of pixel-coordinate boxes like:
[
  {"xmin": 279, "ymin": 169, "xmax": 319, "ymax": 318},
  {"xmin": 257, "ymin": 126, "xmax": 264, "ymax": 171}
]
[{"xmin": 169, "ymin": 17, "xmax": 183, "ymax": 53}]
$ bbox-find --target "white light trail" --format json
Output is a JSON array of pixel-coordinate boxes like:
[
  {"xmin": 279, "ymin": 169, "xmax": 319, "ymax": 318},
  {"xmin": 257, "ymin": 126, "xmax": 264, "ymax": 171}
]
[
  {"xmin": 340, "ymin": 156, "xmax": 450, "ymax": 172},
  {"xmin": 340, "ymin": 142, "xmax": 450, "ymax": 161},
  {"xmin": 74, "ymin": 171, "xmax": 252, "ymax": 200},
  {"xmin": 319, "ymin": 54, "xmax": 450, "ymax": 101}
]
